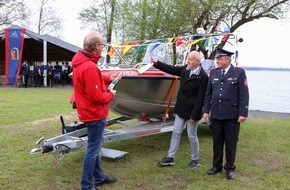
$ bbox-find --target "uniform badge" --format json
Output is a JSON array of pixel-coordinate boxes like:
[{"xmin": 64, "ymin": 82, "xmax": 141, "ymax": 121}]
[{"xmin": 244, "ymin": 79, "xmax": 248, "ymax": 86}]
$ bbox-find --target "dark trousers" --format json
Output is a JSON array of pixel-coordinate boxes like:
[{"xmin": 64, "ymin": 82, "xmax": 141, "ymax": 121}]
[
  {"xmin": 211, "ymin": 118, "xmax": 240, "ymax": 171},
  {"xmin": 29, "ymin": 74, "xmax": 34, "ymax": 87},
  {"xmin": 47, "ymin": 74, "xmax": 53, "ymax": 87},
  {"xmin": 23, "ymin": 74, "xmax": 29, "ymax": 87},
  {"xmin": 34, "ymin": 75, "xmax": 42, "ymax": 87}
]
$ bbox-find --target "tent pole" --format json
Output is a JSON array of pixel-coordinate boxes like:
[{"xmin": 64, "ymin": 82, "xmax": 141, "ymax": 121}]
[{"xmin": 43, "ymin": 40, "xmax": 47, "ymax": 87}]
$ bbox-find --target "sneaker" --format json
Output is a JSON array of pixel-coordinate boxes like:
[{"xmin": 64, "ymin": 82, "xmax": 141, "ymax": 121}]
[
  {"xmin": 158, "ymin": 157, "xmax": 175, "ymax": 166},
  {"xmin": 95, "ymin": 175, "xmax": 117, "ymax": 186},
  {"xmin": 188, "ymin": 160, "xmax": 199, "ymax": 168}
]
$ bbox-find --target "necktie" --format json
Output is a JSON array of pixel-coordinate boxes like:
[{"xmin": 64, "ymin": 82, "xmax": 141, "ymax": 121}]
[{"xmin": 222, "ymin": 69, "xmax": 225, "ymax": 76}]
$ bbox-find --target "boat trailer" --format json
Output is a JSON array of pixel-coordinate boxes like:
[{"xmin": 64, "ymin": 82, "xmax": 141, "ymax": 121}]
[{"xmin": 30, "ymin": 115, "xmax": 176, "ymax": 164}]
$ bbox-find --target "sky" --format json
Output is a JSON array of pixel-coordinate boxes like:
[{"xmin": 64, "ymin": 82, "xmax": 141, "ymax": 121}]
[
  {"xmin": 52, "ymin": 1, "xmax": 290, "ymax": 69},
  {"xmin": 238, "ymin": 19, "xmax": 290, "ymax": 68},
  {"xmin": 53, "ymin": 1, "xmax": 89, "ymax": 48}
]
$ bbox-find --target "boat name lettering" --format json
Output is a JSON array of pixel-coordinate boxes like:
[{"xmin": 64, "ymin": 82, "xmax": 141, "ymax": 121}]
[{"xmin": 123, "ymin": 71, "xmax": 138, "ymax": 76}]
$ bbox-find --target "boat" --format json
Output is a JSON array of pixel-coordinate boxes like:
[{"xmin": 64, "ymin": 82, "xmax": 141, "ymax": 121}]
[{"xmin": 101, "ymin": 67, "xmax": 179, "ymax": 119}]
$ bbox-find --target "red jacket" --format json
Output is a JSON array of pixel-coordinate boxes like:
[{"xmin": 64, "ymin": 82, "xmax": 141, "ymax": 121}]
[{"xmin": 71, "ymin": 50, "xmax": 114, "ymax": 122}]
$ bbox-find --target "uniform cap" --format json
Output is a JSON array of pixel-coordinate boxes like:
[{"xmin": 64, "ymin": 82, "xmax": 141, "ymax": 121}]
[{"xmin": 215, "ymin": 47, "xmax": 235, "ymax": 57}]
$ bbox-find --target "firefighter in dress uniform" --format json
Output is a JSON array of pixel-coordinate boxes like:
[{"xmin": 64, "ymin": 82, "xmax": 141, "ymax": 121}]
[
  {"xmin": 34, "ymin": 62, "xmax": 42, "ymax": 87},
  {"xmin": 47, "ymin": 62, "xmax": 54, "ymax": 87},
  {"xmin": 203, "ymin": 46, "xmax": 249, "ymax": 180},
  {"xmin": 21, "ymin": 61, "xmax": 30, "ymax": 88}
]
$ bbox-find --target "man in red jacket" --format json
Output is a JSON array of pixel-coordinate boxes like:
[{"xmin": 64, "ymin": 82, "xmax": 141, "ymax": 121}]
[{"xmin": 72, "ymin": 32, "xmax": 120, "ymax": 190}]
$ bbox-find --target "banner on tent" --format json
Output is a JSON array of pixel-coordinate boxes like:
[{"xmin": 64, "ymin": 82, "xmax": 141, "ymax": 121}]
[{"xmin": 4, "ymin": 28, "xmax": 26, "ymax": 85}]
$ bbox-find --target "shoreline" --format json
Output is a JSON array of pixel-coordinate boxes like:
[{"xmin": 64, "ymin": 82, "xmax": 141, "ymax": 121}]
[{"xmin": 248, "ymin": 110, "xmax": 290, "ymax": 118}]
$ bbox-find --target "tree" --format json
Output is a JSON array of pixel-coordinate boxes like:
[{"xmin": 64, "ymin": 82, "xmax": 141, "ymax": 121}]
[
  {"xmin": 121, "ymin": 0, "xmax": 192, "ymax": 39},
  {"xmin": 0, "ymin": 0, "xmax": 29, "ymax": 27},
  {"xmin": 79, "ymin": 0, "xmax": 118, "ymax": 63},
  {"xmin": 190, "ymin": 0, "xmax": 290, "ymax": 59},
  {"xmin": 32, "ymin": 0, "xmax": 63, "ymax": 37},
  {"xmin": 0, "ymin": 0, "xmax": 63, "ymax": 38},
  {"xmin": 78, "ymin": 0, "xmax": 290, "ymax": 62}
]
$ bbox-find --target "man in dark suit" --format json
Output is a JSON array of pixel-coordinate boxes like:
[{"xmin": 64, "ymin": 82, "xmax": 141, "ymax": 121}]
[
  {"xmin": 203, "ymin": 46, "xmax": 249, "ymax": 179},
  {"xmin": 152, "ymin": 51, "xmax": 209, "ymax": 168},
  {"xmin": 47, "ymin": 62, "xmax": 54, "ymax": 87},
  {"xmin": 21, "ymin": 61, "xmax": 30, "ymax": 88}
]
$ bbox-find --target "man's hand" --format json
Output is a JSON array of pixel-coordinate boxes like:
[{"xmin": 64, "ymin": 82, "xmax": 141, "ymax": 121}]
[
  {"xmin": 108, "ymin": 86, "xmax": 116, "ymax": 96},
  {"xmin": 203, "ymin": 113, "xmax": 209, "ymax": 124},
  {"xmin": 110, "ymin": 71, "xmax": 123, "ymax": 81},
  {"xmin": 238, "ymin": 116, "xmax": 247, "ymax": 123},
  {"xmin": 150, "ymin": 57, "xmax": 157, "ymax": 64}
]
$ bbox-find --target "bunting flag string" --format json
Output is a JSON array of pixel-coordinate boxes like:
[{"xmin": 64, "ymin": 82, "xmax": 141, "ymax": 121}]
[{"xmin": 106, "ymin": 33, "xmax": 230, "ymax": 58}]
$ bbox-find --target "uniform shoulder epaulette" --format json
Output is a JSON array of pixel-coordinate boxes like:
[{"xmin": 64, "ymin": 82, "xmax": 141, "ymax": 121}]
[
  {"xmin": 235, "ymin": 66, "xmax": 245, "ymax": 71},
  {"xmin": 210, "ymin": 68, "xmax": 220, "ymax": 74}
]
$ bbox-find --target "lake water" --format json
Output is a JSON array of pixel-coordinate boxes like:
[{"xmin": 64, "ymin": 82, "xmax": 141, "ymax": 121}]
[{"xmin": 246, "ymin": 70, "xmax": 290, "ymax": 113}]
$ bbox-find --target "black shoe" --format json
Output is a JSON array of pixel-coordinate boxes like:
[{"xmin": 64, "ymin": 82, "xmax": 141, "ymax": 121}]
[
  {"xmin": 227, "ymin": 171, "xmax": 235, "ymax": 180},
  {"xmin": 207, "ymin": 167, "xmax": 222, "ymax": 175},
  {"xmin": 95, "ymin": 175, "xmax": 117, "ymax": 186},
  {"xmin": 158, "ymin": 157, "xmax": 174, "ymax": 166}
]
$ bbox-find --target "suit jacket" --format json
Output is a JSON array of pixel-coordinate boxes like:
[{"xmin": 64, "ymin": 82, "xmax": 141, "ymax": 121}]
[
  {"xmin": 203, "ymin": 65, "xmax": 249, "ymax": 120},
  {"xmin": 154, "ymin": 61, "xmax": 208, "ymax": 120}
]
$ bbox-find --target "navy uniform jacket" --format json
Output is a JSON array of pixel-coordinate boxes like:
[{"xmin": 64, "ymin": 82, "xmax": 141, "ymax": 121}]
[
  {"xmin": 21, "ymin": 64, "xmax": 30, "ymax": 75},
  {"xmin": 47, "ymin": 65, "xmax": 53, "ymax": 75},
  {"xmin": 34, "ymin": 65, "xmax": 41, "ymax": 76},
  {"xmin": 154, "ymin": 61, "xmax": 208, "ymax": 121},
  {"xmin": 203, "ymin": 65, "xmax": 249, "ymax": 120}
]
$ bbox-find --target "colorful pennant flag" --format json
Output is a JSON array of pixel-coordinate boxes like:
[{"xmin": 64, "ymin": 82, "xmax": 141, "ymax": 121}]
[
  {"xmin": 122, "ymin": 45, "xmax": 133, "ymax": 55},
  {"xmin": 133, "ymin": 44, "xmax": 147, "ymax": 57}
]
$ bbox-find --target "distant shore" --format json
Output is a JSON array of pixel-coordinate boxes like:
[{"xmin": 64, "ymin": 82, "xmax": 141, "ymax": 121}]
[
  {"xmin": 249, "ymin": 110, "xmax": 290, "ymax": 118},
  {"xmin": 243, "ymin": 67, "xmax": 290, "ymax": 71}
]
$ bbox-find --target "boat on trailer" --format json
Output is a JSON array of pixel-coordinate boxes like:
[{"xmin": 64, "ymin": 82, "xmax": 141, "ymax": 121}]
[
  {"xmin": 30, "ymin": 32, "xmax": 242, "ymax": 163},
  {"xmin": 30, "ymin": 67, "xmax": 180, "ymax": 163}
]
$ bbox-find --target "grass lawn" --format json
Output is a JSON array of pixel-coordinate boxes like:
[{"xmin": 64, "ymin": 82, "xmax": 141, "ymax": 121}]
[{"xmin": 0, "ymin": 88, "xmax": 289, "ymax": 190}]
